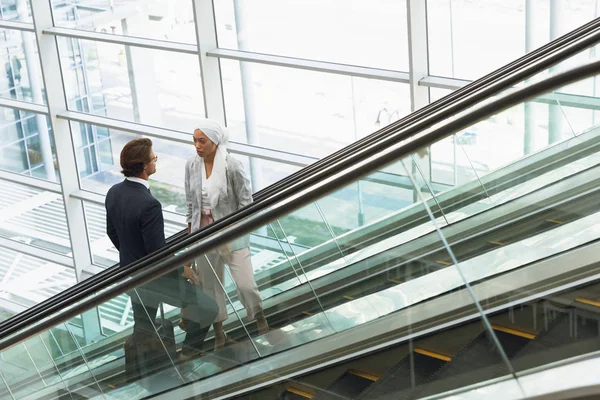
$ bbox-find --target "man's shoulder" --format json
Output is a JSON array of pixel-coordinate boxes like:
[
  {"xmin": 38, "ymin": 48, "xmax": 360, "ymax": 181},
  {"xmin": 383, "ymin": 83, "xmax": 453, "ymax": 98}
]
[{"xmin": 106, "ymin": 180, "xmax": 126, "ymax": 200}]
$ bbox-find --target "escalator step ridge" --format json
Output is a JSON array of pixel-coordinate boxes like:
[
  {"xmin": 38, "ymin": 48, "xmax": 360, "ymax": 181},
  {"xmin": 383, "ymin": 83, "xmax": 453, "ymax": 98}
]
[
  {"xmin": 407, "ymin": 327, "xmax": 532, "ymax": 400},
  {"xmin": 355, "ymin": 350, "xmax": 449, "ymax": 400},
  {"xmin": 312, "ymin": 369, "xmax": 376, "ymax": 400}
]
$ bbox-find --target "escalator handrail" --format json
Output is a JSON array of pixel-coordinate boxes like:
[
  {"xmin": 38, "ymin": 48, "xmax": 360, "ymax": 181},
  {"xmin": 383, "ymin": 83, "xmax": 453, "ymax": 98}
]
[
  {"xmin": 2, "ymin": 60, "xmax": 599, "ymax": 351},
  {"xmin": 1, "ymin": 18, "xmax": 600, "ymax": 340}
]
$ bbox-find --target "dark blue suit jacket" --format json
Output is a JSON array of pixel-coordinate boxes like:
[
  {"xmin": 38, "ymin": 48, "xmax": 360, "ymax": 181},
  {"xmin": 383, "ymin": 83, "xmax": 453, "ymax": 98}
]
[
  {"xmin": 105, "ymin": 179, "xmax": 165, "ymax": 268},
  {"xmin": 105, "ymin": 179, "xmax": 182, "ymax": 304}
]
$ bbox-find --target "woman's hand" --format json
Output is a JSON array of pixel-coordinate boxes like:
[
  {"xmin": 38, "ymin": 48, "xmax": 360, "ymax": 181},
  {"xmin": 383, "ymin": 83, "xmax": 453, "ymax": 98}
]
[{"xmin": 182, "ymin": 265, "xmax": 200, "ymax": 285}]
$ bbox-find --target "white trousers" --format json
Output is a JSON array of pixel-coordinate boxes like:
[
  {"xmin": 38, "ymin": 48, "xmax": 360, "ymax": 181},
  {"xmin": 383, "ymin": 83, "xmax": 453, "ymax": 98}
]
[{"xmin": 196, "ymin": 247, "xmax": 263, "ymax": 323}]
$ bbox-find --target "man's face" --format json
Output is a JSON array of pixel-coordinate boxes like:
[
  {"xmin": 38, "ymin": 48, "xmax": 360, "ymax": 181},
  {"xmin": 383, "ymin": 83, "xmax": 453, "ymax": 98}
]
[{"xmin": 146, "ymin": 149, "xmax": 158, "ymax": 176}]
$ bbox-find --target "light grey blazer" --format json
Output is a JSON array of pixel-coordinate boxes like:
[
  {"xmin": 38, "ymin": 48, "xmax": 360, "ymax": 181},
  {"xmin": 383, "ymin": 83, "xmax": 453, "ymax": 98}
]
[{"xmin": 185, "ymin": 153, "xmax": 252, "ymax": 251}]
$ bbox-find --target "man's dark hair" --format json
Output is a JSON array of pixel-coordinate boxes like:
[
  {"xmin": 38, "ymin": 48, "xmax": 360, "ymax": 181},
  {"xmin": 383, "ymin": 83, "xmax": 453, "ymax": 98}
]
[{"xmin": 120, "ymin": 138, "xmax": 153, "ymax": 177}]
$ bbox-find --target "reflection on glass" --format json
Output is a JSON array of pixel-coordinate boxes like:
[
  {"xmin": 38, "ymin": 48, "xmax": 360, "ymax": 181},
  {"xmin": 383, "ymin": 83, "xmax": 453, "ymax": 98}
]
[
  {"xmin": 222, "ymin": 59, "xmax": 411, "ymax": 157},
  {"xmin": 215, "ymin": 0, "xmax": 409, "ymax": 70},
  {"xmin": 57, "ymin": 37, "xmax": 205, "ymax": 131},
  {"xmin": 0, "ymin": 29, "xmax": 45, "ymax": 104},
  {"xmin": 0, "ymin": 245, "xmax": 75, "ymax": 318},
  {"xmin": 0, "ymin": 0, "xmax": 31, "ymax": 22},
  {"xmin": 0, "ymin": 108, "xmax": 55, "ymax": 181},
  {"xmin": 0, "ymin": 178, "xmax": 72, "ymax": 254},
  {"xmin": 427, "ymin": 0, "xmax": 598, "ymax": 80},
  {"xmin": 73, "ymin": 124, "xmax": 189, "ymax": 200},
  {"xmin": 51, "ymin": 0, "xmax": 196, "ymax": 44}
]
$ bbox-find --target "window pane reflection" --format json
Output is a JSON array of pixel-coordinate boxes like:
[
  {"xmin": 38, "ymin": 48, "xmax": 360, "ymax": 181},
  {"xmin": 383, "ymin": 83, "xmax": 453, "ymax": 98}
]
[
  {"xmin": 222, "ymin": 59, "xmax": 411, "ymax": 159},
  {"xmin": 427, "ymin": 0, "xmax": 598, "ymax": 80},
  {"xmin": 0, "ymin": 107, "xmax": 56, "ymax": 181},
  {"xmin": 51, "ymin": 0, "xmax": 196, "ymax": 44},
  {"xmin": 0, "ymin": 246, "xmax": 74, "ymax": 316},
  {"xmin": 0, "ymin": 179, "xmax": 71, "ymax": 254},
  {"xmin": 0, "ymin": 0, "xmax": 31, "ymax": 22},
  {"xmin": 58, "ymin": 37, "xmax": 205, "ymax": 131},
  {"xmin": 0, "ymin": 29, "xmax": 45, "ymax": 104},
  {"xmin": 215, "ymin": 0, "xmax": 409, "ymax": 71}
]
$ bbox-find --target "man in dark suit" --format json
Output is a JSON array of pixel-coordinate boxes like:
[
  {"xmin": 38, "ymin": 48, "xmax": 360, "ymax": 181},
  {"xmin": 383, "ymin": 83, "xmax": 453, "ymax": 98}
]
[{"xmin": 105, "ymin": 138, "xmax": 217, "ymax": 363}]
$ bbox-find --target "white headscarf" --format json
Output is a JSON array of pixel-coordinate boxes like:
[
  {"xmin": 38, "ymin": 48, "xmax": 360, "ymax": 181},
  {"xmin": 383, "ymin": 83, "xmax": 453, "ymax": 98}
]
[{"xmin": 196, "ymin": 119, "xmax": 229, "ymax": 209}]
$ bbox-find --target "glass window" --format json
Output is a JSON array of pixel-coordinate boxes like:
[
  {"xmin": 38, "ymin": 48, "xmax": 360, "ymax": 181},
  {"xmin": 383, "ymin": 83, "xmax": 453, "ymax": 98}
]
[
  {"xmin": 0, "ymin": 0, "xmax": 31, "ymax": 22},
  {"xmin": 0, "ymin": 107, "xmax": 56, "ymax": 181},
  {"xmin": 214, "ymin": 0, "xmax": 409, "ymax": 71},
  {"xmin": 427, "ymin": 0, "xmax": 599, "ymax": 80},
  {"xmin": 0, "ymin": 179, "xmax": 71, "ymax": 255},
  {"xmin": 221, "ymin": 59, "xmax": 411, "ymax": 158},
  {"xmin": 51, "ymin": 0, "xmax": 196, "ymax": 44},
  {"xmin": 74, "ymin": 124, "xmax": 194, "ymax": 207},
  {"xmin": 0, "ymin": 246, "xmax": 74, "ymax": 319},
  {"xmin": 0, "ymin": 29, "xmax": 46, "ymax": 104},
  {"xmin": 58, "ymin": 37, "xmax": 205, "ymax": 131}
]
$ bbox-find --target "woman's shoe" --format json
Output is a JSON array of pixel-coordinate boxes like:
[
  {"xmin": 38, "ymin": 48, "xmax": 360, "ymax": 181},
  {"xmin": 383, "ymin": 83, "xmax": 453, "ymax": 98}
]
[
  {"xmin": 257, "ymin": 316, "xmax": 269, "ymax": 335},
  {"xmin": 214, "ymin": 331, "xmax": 227, "ymax": 351},
  {"xmin": 178, "ymin": 348, "xmax": 204, "ymax": 364}
]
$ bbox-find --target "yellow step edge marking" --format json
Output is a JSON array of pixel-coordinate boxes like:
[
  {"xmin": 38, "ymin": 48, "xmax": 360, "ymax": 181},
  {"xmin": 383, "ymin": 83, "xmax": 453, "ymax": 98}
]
[
  {"xmin": 286, "ymin": 387, "xmax": 313, "ymax": 398},
  {"xmin": 388, "ymin": 279, "xmax": 403, "ymax": 284},
  {"xmin": 414, "ymin": 348, "xmax": 451, "ymax": 362},
  {"xmin": 546, "ymin": 219, "xmax": 564, "ymax": 224},
  {"xmin": 302, "ymin": 311, "xmax": 314, "ymax": 316},
  {"xmin": 348, "ymin": 369, "xmax": 379, "ymax": 382},
  {"xmin": 343, "ymin": 295, "xmax": 355, "ymax": 300},
  {"xmin": 436, "ymin": 260, "xmax": 451, "ymax": 265},
  {"xmin": 492, "ymin": 325, "xmax": 536, "ymax": 340},
  {"xmin": 575, "ymin": 298, "xmax": 600, "ymax": 308},
  {"xmin": 488, "ymin": 240, "xmax": 505, "ymax": 246}
]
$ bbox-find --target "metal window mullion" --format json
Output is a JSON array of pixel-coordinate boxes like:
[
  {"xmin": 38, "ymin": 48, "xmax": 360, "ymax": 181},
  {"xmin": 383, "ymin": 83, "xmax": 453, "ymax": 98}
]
[
  {"xmin": 407, "ymin": 0, "xmax": 430, "ymax": 111},
  {"xmin": 207, "ymin": 48, "xmax": 411, "ymax": 83},
  {"xmin": 407, "ymin": 0, "xmax": 432, "ymax": 202},
  {"xmin": 30, "ymin": 1, "xmax": 92, "ymax": 284},
  {"xmin": 192, "ymin": 0, "xmax": 226, "ymax": 122},
  {"xmin": 56, "ymin": 110, "xmax": 318, "ymax": 167},
  {"xmin": 0, "ymin": 236, "xmax": 74, "ymax": 268},
  {"xmin": 0, "ymin": 19, "xmax": 34, "ymax": 32},
  {"xmin": 43, "ymin": 26, "xmax": 198, "ymax": 54},
  {"xmin": 0, "ymin": 169, "xmax": 62, "ymax": 193}
]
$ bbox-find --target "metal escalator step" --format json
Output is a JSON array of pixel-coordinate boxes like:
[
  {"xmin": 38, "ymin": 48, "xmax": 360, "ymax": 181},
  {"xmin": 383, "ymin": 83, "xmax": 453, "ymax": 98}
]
[
  {"xmin": 409, "ymin": 329, "xmax": 531, "ymax": 400},
  {"xmin": 512, "ymin": 311, "xmax": 600, "ymax": 372},
  {"xmin": 413, "ymin": 348, "xmax": 451, "ymax": 362},
  {"xmin": 356, "ymin": 351, "xmax": 447, "ymax": 400},
  {"xmin": 313, "ymin": 369, "xmax": 377, "ymax": 400},
  {"xmin": 281, "ymin": 387, "xmax": 313, "ymax": 399},
  {"xmin": 492, "ymin": 325, "xmax": 536, "ymax": 340},
  {"xmin": 575, "ymin": 298, "xmax": 600, "ymax": 308}
]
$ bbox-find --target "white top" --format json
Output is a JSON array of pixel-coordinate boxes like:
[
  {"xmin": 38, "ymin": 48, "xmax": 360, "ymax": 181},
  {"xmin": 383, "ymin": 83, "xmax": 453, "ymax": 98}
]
[
  {"xmin": 126, "ymin": 177, "xmax": 150, "ymax": 189},
  {"xmin": 201, "ymin": 163, "xmax": 213, "ymax": 212}
]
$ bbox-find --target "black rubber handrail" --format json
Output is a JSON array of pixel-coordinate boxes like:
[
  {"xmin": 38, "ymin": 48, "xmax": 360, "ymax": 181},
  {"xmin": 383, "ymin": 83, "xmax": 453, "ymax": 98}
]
[
  {"xmin": 1, "ymin": 18, "xmax": 600, "ymax": 339},
  {"xmin": 3, "ymin": 59, "xmax": 598, "ymax": 351}
]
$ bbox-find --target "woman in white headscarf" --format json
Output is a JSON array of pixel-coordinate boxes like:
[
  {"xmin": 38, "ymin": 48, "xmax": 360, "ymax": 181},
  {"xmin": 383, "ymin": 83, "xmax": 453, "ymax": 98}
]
[{"xmin": 184, "ymin": 119, "xmax": 268, "ymax": 350}]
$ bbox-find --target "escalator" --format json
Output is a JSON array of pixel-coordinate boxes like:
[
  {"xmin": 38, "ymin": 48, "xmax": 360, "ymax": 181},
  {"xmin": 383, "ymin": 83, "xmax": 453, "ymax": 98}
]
[{"xmin": 3, "ymin": 21, "xmax": 600, "ymax": 400}]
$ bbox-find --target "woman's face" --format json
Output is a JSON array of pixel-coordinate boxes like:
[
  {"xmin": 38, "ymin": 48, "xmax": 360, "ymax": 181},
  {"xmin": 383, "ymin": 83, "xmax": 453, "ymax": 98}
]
[{"xmin": 193, "ymin": 129, "xmax": 217, "ymax": 158}]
